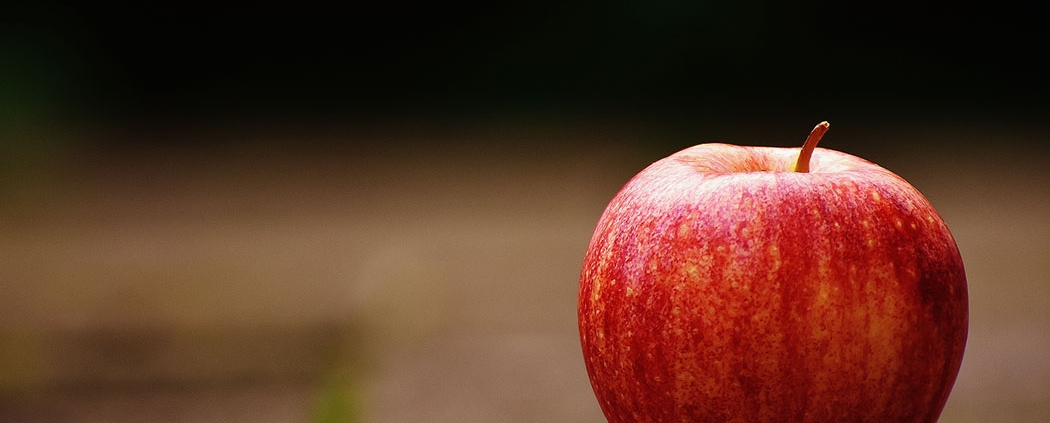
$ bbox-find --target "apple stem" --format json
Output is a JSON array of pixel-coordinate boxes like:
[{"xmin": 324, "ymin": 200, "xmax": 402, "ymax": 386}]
[{"xmin": 794, "ymin": 121, "xmax": 830, "ymax": 173}]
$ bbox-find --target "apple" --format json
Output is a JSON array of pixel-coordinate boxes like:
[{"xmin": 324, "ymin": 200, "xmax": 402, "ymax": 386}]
[{"xmin": 578, "ymin": 122, "xmax": 967, "ymax": 423}]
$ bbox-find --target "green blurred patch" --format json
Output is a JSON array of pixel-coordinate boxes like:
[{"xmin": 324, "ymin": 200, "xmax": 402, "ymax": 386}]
[
  {"xmin": 311, "ymin": 377, "xmax": 362, "ymax": 423},
  {"xmin": 309, "ymin": 324, "xmax": 368, "ymax": 423},
  {"xmin": 0, "ymin": 27, "xmax": 82, "ymax": 126},
  {"xmin": 0, "ymin": 33, "xmax": 81, "ymax": 205}
]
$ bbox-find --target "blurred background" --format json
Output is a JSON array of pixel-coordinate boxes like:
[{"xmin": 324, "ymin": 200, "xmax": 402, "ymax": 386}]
[{"xmin": 1, "ymin": 2, "xmax": 1047, "ymax": 422}]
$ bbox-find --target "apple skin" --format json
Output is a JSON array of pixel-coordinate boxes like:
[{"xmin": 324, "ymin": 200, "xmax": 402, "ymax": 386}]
[{"xmin": 578, "ymin": 143, "xmax": 967, "ymax": 423}]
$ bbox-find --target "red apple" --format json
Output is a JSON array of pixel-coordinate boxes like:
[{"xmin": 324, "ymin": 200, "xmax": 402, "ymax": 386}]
[{"xmin": 578, "ymin": 122, "xmax": 967, "ymax": 423}]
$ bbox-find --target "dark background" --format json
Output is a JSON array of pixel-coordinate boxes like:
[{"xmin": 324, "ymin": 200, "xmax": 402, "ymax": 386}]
[
  {"xmin": 4, "ymin": 2, "xmax": 1048, "ymax": 130},
  {"xmin": 2, "ymin": 3, "xmax": 1049, "ymax": 423}
]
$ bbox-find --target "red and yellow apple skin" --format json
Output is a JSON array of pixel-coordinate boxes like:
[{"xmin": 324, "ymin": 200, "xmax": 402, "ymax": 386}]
[{"xmin": 578, "ymin": 141, "xmax": 967, "ymax": 423}]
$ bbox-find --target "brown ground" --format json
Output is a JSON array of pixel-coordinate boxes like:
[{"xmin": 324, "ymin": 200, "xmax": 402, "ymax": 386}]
[{"xmin": 1, "ymin": 121, "xmax": 1047, "ymax": 422}]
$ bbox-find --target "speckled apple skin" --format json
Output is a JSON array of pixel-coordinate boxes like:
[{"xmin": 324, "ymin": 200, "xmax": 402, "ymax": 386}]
[{"xmin": 578, "ymin": 144, "xmax": 968, "ymax": 423}]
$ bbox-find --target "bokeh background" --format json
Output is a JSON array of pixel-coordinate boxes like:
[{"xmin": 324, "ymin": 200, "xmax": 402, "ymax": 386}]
[{"xmin": 2, "ymin": 2, "xmax": 1048, "ymax": 422}]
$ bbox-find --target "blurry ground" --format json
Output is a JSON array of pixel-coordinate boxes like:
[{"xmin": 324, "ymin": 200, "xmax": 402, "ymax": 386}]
[{"xmin": 0, "ymin": 121, "xmax": 1047, "ymax": 422}]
